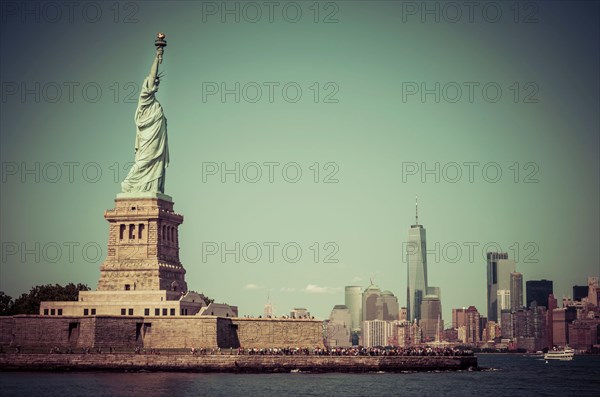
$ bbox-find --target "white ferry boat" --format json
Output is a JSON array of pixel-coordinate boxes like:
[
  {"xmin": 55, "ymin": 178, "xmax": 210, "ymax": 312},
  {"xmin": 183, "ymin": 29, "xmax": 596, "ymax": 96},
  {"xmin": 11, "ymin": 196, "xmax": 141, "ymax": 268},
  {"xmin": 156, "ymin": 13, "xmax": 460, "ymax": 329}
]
[{"xmin": 544, "ymin": 347, "xmax": 574, "ymax": 361}]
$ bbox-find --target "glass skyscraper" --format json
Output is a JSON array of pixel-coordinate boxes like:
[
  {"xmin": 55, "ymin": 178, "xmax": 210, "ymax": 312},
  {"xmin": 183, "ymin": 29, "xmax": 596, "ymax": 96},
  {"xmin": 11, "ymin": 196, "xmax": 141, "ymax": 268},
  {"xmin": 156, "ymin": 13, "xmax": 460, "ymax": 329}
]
[
  {"xmin": 344, "ymin": 286, "xmax": 363, "ymax": 332},
  {"xmin": 526, "ymin": 279, "xmax": 553, "ymax": 308},
  {"xmin": 486, "ymin": 252, "xmax": 515, "ymax": 322},
  {"xmin": 420, "ymin": 294, "xmax": 442, "ymax": 341},
  {"xmin": 406, "ymin": 197, "xmax": 428, "ymax": 322}
]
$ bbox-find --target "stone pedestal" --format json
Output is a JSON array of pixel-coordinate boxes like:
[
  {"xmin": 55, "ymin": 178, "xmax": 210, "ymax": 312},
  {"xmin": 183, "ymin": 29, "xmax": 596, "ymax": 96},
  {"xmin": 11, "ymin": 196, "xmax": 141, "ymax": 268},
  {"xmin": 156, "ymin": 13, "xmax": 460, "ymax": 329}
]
[{"xmin": 97, "ymin": 194, "xmax": 187, "ymax": 293}]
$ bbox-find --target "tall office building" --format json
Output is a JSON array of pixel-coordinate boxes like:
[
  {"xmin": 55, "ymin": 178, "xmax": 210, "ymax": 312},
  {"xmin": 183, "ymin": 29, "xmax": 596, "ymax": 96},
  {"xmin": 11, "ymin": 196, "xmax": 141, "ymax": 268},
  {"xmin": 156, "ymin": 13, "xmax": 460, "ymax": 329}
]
[
  {"xmin": 326, "ymin": 305, "xmax": 352, "ymax": 347},
  {"xmin": 552, "ymin": 306, "xmax": 577, "ymax": 346},
  {"xmin": 572, "ymin": 285, "xmax": 589, "ymax": 302},
  {"xmin": 344, "ymin": 286, "xmax": 363, "ymax": 331},
  {"xmin": 263, "ymin": 293, "xmax": 274, "ymax": 318},
  {"xmin": 362, "ymin": 320, "xmax": 392, "ymax": 347},
  {"xmin": 407, "ymin": 197, "xmax": 428, "ymax": 321},
  {"xmin": 546, "ymin": 294, "xmax": 557, "ymax": 349},
  {"xmin": 497, "ymin": 289, "xmax": 511, "ymax": 322},
  {"xmin": 588, "ymin": 277, "xmax": 599, "ymax": 307},
  {"xmin": 465, "ymin": 306, "xmax": 481, "ymax": 344},
  {"xmin": 264, "ymin": 302, "xmax": 274, "ymax": 318},
  {"xmin": 512, "ymin": 305, "xmax": 549, "ymax": 351},
  {"xmin": 526, "ymin": 280, "xmax": 553, "ymax": 308},
  {"xmin": 452, "ymin": 308, "xmax": 468, "ymax": 329},
  {"xmin": 362, "ymin": 284, "xmax": 383, "ymax": 321},
  {"xmin": 380, "ymin": 290, "xmax": 400, "ymax": 321},
  {"xmin": 484, "ymin": 321, "xmax": 501, "ymax": 342},
  {"xmin": 486, "ymin": 252, "xmax": 515, "ymax": 322},
  {"xmin": 420, "ymin": 294, "xmax": 442, "ymax": 341},
  {"xmin": 500, "ymin": 310, "xmax": 514, "ymax": 339},
  {"xmin": 399, "ymin": 307, "xmax": 408, "ymax": 321},
  {"xmin": 510, "ymin": 272, "xmax": 523, "ymax": 311}
]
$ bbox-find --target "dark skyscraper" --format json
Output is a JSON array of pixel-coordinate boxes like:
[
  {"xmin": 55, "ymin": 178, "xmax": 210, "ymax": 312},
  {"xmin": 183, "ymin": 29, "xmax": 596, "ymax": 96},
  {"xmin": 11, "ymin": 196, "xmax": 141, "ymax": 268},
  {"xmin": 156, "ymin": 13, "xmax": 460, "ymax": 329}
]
[
  {"xmin": 526, "ymin": 279, "xmax": 553, "ymax": 308},
  {"xmin": 572, "ymin": 285, "xmax": 589, "ymax": 301},
  {"xmin": 510, "ymin": 272, "xmax": 524, "ymax": 311}
]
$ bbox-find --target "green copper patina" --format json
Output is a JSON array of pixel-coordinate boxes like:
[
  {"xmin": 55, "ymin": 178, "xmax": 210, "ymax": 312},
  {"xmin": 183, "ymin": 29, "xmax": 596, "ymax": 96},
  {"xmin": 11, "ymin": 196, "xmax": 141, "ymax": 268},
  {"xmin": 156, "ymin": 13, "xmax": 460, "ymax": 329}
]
[{"xmin": 121, "ymin": 33, "xmax": 169, "ymax": 194}]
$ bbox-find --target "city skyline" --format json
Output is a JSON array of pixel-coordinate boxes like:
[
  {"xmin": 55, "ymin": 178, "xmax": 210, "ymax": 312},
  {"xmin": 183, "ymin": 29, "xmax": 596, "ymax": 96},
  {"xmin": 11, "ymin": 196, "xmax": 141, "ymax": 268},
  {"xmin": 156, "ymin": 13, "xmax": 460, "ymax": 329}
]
[
  {"xmin": 0, "ymin": 193, "xmax": 597, "ymax": 322},
  {"xmin": 1, "ymin": 1, "xmax": 599, "ymax": 323},
  {"xmin": 0, "ymin": 193, "xmax": 598, "ymax": 321}
]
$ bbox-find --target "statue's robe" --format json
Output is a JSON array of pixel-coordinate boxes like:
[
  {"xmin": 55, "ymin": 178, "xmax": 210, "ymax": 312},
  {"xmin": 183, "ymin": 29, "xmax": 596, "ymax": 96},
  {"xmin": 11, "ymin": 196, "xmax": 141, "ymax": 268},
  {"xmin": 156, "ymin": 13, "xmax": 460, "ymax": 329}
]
[{"xmin": 121, "ymin": 76, "xmax": 169, "ymax": 193}]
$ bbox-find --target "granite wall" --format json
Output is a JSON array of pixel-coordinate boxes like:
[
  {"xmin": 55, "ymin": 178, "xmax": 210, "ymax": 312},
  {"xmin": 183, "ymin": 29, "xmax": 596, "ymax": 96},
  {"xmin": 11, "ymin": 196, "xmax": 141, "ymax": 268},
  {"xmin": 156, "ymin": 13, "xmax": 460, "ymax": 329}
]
[{"xmin": 0, "ymin": 316, "xmax": 324, "ymax": 351}]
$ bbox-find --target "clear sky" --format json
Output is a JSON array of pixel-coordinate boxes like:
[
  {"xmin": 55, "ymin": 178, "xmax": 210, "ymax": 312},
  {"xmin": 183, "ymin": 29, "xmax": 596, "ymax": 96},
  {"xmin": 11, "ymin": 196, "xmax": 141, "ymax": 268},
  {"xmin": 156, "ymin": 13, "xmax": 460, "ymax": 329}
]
[{"xmin": 1, "ymin": 1, "xmax": 598, "ymax": 323}]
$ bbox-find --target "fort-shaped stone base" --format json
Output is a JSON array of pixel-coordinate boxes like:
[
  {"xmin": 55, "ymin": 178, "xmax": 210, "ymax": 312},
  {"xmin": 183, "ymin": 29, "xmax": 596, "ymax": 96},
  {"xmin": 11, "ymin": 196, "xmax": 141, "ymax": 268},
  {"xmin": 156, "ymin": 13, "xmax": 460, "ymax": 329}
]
[{"xmin": 0, "ymin": 316, "xmax": 324, "ymax": 351}]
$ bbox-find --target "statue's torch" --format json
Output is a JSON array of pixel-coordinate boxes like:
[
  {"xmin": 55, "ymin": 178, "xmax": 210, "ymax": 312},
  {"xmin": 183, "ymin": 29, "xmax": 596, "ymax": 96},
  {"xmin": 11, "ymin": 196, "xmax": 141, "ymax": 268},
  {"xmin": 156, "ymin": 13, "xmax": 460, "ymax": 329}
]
[{"xmin": 155, "ymin": 32, "xmax": 167, "ymax": 64}]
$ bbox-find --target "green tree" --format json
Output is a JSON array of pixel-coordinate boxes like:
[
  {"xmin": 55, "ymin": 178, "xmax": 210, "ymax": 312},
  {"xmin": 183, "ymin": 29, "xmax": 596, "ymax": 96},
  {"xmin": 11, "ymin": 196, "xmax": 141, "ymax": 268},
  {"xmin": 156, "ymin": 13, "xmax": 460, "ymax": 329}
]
[
  {"xmin": 0, "ymin": 291, "xmax": 13, "ymax": 316},
  {"xmin": 9, "ymin": 283, "xmax": 90, "ymax": 315}
]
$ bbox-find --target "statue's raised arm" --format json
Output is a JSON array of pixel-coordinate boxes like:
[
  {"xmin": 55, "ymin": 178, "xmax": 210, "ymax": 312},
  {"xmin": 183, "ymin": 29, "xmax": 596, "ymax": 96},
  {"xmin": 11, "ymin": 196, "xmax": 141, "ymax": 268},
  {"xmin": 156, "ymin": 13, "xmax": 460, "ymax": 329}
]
[
  {"xmin": 148, "ymin": 32, "xmax": 166, "ymax": 85},
  {"xmin": 139, "ymin": 33, "xmax": 166, "ymax": 105},
  {"xmin": 121, "ymin": 33, "xmax": 170, "ymax": 195},
  {"xmin": 148, "ymin": 51, "xmax": 160, "ymax": 85}
]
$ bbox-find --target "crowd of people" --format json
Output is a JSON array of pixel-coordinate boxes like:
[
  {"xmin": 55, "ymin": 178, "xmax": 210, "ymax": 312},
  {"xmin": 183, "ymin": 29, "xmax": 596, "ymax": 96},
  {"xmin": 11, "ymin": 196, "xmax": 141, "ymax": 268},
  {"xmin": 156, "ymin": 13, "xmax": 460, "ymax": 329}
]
[
  {"xmin": 192, "ymin": 346, "xmax": 473, "ymax": 357},
  {"xmin": 8, "ymin": 345, "xmax": 472, "ymax": 357},
  {"xmin": 240, "ymin": 315, "xmax": 315, "ymax": 320}
]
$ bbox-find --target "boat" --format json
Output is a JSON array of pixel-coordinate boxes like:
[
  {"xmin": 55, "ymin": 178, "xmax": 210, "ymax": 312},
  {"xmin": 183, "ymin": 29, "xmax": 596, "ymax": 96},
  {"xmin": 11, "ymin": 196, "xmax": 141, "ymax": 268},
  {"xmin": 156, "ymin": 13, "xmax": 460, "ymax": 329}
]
[{"xmin": 544, "ymin": 347, "xmax": 574, "ymax": 361}]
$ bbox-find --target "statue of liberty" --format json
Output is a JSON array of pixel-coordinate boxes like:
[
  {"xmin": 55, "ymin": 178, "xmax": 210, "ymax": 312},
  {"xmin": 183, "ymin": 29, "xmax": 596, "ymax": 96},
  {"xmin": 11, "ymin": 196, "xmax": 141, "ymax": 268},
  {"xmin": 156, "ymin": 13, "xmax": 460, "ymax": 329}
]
[{"xmin": 121, "ymin": 33, "xmax": 169, "ymax": 194}]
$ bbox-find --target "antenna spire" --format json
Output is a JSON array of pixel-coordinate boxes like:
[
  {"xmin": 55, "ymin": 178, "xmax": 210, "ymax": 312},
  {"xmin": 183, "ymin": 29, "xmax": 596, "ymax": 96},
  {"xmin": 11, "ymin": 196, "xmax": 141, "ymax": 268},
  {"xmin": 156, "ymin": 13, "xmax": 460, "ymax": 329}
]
[{"xmin": 415, "ymin": 195, "xmax": 419, "ymax": 225}]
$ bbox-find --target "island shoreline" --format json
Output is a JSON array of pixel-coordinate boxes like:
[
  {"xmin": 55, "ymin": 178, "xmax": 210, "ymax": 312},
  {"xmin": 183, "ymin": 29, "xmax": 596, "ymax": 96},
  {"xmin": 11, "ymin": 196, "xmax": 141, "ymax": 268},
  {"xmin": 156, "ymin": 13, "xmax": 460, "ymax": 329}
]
[{"xmin": 0, "ymin": 354, "xmax": 477, "ymax": 373}]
